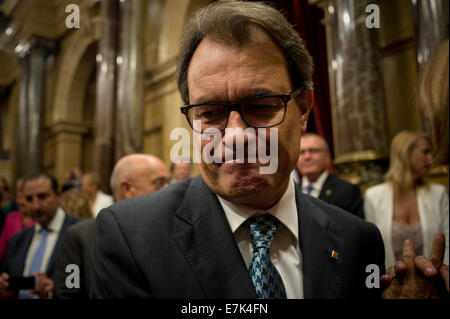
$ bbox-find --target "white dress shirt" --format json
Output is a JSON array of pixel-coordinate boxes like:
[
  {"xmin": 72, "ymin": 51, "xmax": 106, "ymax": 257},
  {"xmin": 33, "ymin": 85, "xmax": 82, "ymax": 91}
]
[
  {"xmin": 301, "ymin": 170, "xmax": 329, "ymax": 198},
  {"xmin": 217, "ymin": 177, "xmax": 303, "ymax": 299},
  {"xmin": 92, "ymin": 191, "xmax": 114, "ymax": 217},
  {"xmin": 23, "ymin": 207, "xmax": 66, "ymax": 276}
]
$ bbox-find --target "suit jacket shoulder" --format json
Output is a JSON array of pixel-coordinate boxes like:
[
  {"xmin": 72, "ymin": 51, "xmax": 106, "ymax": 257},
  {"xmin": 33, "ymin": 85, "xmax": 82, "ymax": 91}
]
[
  {"xmin": 319, "ymin": 175, "xmax": 364, "ymax": 218},
  {"xmin": 1, "ymin": 226, "xmax": 34, "ymax": 276},
  {"xmin": 90, "ymin": 177, "xmax": 257, "ymax": 298}
]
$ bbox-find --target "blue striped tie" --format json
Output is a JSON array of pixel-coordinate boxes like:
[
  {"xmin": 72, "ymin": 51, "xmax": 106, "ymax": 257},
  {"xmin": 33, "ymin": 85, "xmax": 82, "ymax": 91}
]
[
  {"xmin": 247, "ymin": 214, "xmax": 287, "ymax": 299},
  {"xmin": 19, "ymin": 228, "xmax": 48, "ymax": 299},
  {"xmin": 306, "ymin": 184, "xmax": 313, "ymax": 195}
]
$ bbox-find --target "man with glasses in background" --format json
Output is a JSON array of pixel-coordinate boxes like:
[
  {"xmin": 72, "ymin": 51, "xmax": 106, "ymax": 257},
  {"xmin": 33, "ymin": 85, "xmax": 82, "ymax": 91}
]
[
  {"xmin": 294, "ymin": 133, "xmax": 364, "ymax": 218},
  {"xmin": 90, "ymin": 1, "xmax": 384, "ymax": 299}
]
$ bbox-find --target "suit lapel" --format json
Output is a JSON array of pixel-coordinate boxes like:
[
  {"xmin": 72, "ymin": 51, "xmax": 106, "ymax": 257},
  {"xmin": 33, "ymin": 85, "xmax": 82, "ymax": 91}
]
[
  {"xmin": 172, "ymin": 176, "xmax": 257, "ymax": 298},
  {"xmin": 15, "ymin": 228, "xmax": 35, "ymax": 276},
  {"xmin": 319, "ymin": 175, "xmax": 335, "ymax": 202},
  {"xmin": 295, "ymin": 184, "xmax": 346, "ymax": 298}
]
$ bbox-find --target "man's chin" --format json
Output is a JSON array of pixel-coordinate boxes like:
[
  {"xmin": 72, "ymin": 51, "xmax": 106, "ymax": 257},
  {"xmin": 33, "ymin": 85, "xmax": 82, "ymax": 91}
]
[
  {"xmin": 217, "ymin": 173, "xmax": 273, "ymax": 203},
  {"xmin": 200, "ymin": 161, "xmax": 283, "ymax": 207}
]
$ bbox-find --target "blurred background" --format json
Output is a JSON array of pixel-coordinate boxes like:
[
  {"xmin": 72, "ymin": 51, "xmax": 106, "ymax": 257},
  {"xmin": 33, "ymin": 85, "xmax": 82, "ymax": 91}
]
[{"xmin": 0, "ymin": 0, "xmax": 448, "ymax": 194}]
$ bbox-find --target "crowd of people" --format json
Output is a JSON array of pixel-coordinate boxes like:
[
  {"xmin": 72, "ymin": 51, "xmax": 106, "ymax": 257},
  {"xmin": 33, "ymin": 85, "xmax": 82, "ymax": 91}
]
[
  {"xmin": 0, "ymin": 1, "xmax": 448, "ymax": 300},
  {"xmin": 0, "ymin": 156, "xmax": 191, "ymax": 299}
]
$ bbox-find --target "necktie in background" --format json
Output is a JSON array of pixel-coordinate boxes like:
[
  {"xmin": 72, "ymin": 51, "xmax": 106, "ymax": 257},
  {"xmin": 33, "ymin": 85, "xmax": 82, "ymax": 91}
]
[
  {"xmin": 306, "ymin": 184, "xmax": 314, "ymax": 195},
  {"xmin": 19, "ymin": 228, "xmax": 48, "ymax": 299},
  {"xmin": 247, "ymin": 214, "xmax": 287, "ymax": 299}
]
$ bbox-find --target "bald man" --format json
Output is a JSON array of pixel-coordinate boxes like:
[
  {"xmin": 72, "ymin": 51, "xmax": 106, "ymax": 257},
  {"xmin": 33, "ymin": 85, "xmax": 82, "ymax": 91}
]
[
  {"xmin": 52, "ymin": 154, "xmax": 169, "ymax": 299},
  {"xmin": 110, "ymin": 154, "xmax": 169, "ymax": 201}
]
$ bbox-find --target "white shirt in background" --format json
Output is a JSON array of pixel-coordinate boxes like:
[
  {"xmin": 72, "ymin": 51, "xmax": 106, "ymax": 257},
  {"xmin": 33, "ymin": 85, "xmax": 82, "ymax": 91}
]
[
  {"xmin": 301, "ymin": 170, "xmax": 329, "ymax": 198},
  {"xmin": 92, "ymin": 190, "xmax": 114, "ymax": 218},
  {"xmin": 23, "ymin": 207, "xmax": 66, "ymax": 276}
]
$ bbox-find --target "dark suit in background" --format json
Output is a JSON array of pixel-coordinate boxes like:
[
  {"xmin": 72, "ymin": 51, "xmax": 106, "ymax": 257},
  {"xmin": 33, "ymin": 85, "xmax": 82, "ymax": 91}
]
[
  {"xmin": 299, "ymin": 175, "xmax": 364, "ymax": 219},
  {"xmin": 90, "ymin": 176, "xmax": 384, "ymax": 298},
  {"xmin": 1, "ymin": 213, "xmax": 79, "ymax": 279},
  {"xmin": 53, "ymin": 219, "xmax": 95, "ymax": 299}
]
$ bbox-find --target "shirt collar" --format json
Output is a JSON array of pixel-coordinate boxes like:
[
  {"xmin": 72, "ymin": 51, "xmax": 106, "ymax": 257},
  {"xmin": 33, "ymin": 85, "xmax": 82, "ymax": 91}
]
[
  {"xmin": 302, "ymin": 170, "xmax": 329, "ymax": 192},
  {"xmin": 34, "ymin": 206, "xmax": 65, "ymax": 233},
  {"xmin": 217, "ymin": 175, "xmax": 299, "ymax": 242}
]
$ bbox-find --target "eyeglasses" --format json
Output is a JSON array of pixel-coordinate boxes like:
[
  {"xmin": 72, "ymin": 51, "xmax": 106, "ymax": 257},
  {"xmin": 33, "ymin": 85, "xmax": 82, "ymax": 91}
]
[
  {"xmin": 180, "ymin": 88, "xmax": 303, "ymax": 133},
  {"xmin": 151, "ymin": 177, "xmax": 169, "ymax": 189}
]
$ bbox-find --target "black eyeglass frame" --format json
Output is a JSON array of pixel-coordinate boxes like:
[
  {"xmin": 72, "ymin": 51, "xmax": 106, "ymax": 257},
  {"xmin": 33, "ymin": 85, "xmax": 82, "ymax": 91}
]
[{"xmin": 180, "ymin": 88, "xmax": 303, "ymax": 132}]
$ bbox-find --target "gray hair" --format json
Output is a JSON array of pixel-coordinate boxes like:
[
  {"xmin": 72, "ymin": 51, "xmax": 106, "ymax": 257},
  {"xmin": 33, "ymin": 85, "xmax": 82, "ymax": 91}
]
[
  {"xmin": 176, "ymin": 0, "xmax": 314, "ymax": 104},
  {"xmin": 301, "ymin": 133, "xmax": 329, "ymax": 152}
]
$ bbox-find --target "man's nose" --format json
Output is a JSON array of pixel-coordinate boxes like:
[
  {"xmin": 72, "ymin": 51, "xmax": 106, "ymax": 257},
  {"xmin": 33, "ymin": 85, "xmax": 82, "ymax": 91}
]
[
  {"xmin": 301, "ymin": 150, "xmax": 311, "ymax": 159},
  {"xmin": 223, "ymin": 110, "xmax": 252, "ymax": 148},
  {"xmin": 30, "ymin": 197, "xmax": 41, "ymax": 210},
  {"xmin": 226, "ymin": 110, "xmax": 248, "ymax": 129}
]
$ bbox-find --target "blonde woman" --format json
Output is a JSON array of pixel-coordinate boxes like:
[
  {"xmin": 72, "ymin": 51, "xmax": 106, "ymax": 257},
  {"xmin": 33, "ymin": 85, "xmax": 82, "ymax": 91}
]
[
  {"xmin": 61, "ymin": 188, "xmax": 93, "ymax": 219},
  {"xmin": 364, "ymin": 131, "xmax": 449, "ymax": 269}
]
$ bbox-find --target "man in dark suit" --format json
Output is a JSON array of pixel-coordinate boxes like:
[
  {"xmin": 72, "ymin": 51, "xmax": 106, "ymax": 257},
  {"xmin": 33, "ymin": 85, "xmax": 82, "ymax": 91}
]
[
  {"xmin": 53, "ymin": 154, "xmax": 169, "ymax": 299},
  {"xmin": 0, "ymin": 172, "xmax": 79, "ymax": 299},
  {"xmin": 295, "ymin": 133, "xmax": 364, "ymax": 218},
  {"xmin": 90, "ymin": 1, "xmax": 385, "ymax": 299}
]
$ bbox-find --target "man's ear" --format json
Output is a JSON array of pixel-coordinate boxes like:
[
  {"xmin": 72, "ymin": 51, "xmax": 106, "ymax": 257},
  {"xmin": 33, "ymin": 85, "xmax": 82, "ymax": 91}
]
[
  {"xmin": 119, "ymin": 180, "xmax": 132, "ymax": 199},
  {"xmin": 299, "ymin": 90, "xmax": 314, "ymax": 133}
]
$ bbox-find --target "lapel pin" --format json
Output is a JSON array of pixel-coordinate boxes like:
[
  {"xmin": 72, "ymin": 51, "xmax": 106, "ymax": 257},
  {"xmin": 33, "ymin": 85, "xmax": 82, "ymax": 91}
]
[
  {"xmin": 331, "ymin": 250, "xmax": 339, "ymax": 260},
  {"xmin": 325, "ymin": 189, "xmax": 332, "ymax": 196}
]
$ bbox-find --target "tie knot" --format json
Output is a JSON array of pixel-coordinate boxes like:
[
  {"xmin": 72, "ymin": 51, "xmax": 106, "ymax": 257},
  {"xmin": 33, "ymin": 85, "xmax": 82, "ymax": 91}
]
[
  {"xmin": 247, "ymin": 214, "xmax": 280, "ymax": 249},
  {"xmin": 306, "ymin": 184, "xmax": 313, "ymax": 195}
]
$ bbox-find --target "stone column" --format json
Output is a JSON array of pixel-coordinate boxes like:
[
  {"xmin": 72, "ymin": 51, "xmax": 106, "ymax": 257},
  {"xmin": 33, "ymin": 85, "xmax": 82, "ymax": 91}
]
[
  {"xmin": 16, "ymin": 42, "xmax": 31, "ymax": 178},
  {"xmin": 315, "ymin": 0, "xmax": 390, "ymax": 186},
  {"xmin": 52, "ymin": 122, "xmax": 89, "ymax": 186},
  {"xmin": 95, "ymin": 0, "xmax": 120, "ymax": 193},
  {"xmin": 115, "ymin": 0, "xmax": 146, "ymax": 161},
  {"xmin": 15, "ymin": 37, "xmax": 54, "ymax": 177}
]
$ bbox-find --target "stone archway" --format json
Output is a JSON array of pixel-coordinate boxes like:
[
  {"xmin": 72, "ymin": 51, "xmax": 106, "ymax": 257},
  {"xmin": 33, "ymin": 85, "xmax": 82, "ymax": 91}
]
[
  {"xmin": 52, "ymin": 24, "xmax": 100, "ymax": 124},
  {"xmin": 50, "ymin": 23, "xmax": 100, "ymax": 183}
]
